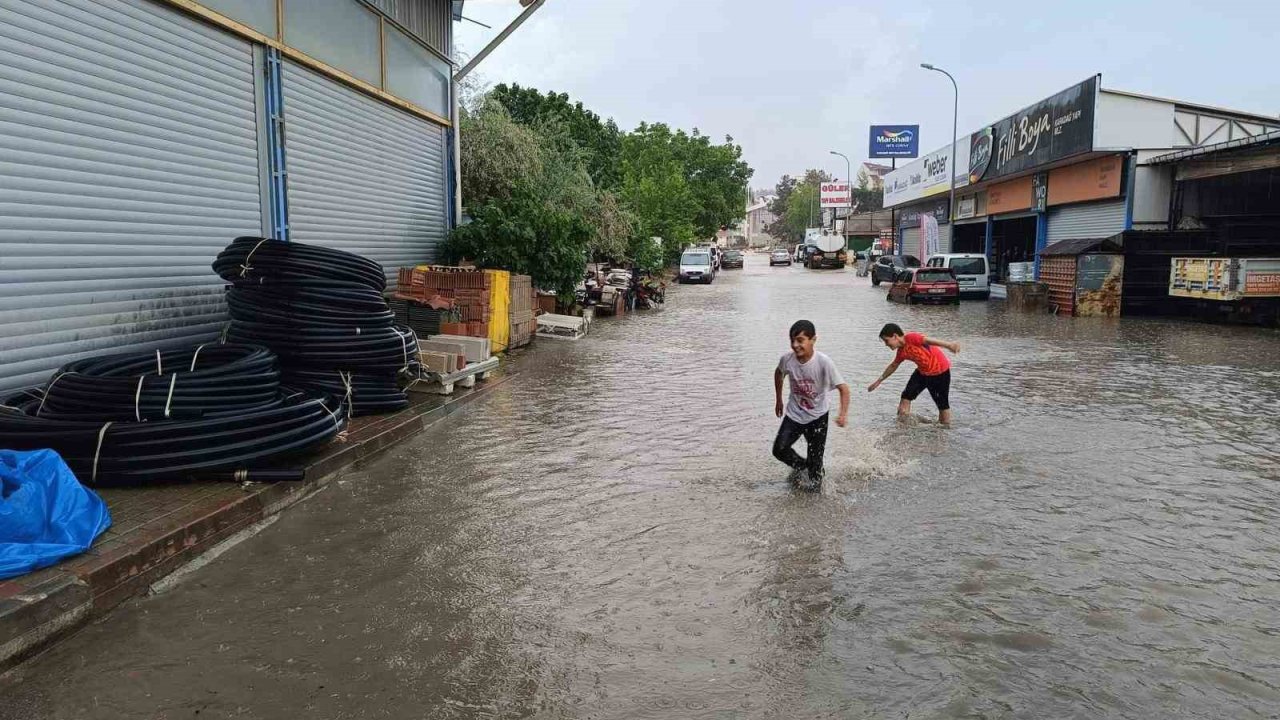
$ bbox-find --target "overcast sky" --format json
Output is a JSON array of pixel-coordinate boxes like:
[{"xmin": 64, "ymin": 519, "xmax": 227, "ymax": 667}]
[{"xmin": 457, "ymin": 0, "xmax": 1280, "ymax": 193}]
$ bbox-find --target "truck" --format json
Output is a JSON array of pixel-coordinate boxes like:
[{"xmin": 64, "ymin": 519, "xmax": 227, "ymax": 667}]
[{"xmin": 804, "ymin": 228, "xmax": 848, "ymax": 269}]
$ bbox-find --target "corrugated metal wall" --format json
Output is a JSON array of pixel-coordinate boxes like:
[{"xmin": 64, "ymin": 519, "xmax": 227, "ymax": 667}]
[
  {"xmin": 900, "ymin": 224, "xmax": 951, "ymax": 258},
  {"xmin": 282, "ymin": 61, "xmax": 448, "ymax": 280},
  {"xmin": 364, "ymin": 0, "xmax": 452, "ymax": 56},
  {"xmin": 0, "ymin": 0, "xmax": 263, "ymax": 394},
  {"xmin": 1047, "ymin": 200, "xmax": 1127, "ymax": 242}
]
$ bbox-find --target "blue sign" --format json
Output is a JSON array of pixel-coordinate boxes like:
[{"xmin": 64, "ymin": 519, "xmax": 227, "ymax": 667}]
[{"xmin": 869, "ymin": 125, "xmax": 920, "ymax": 158}]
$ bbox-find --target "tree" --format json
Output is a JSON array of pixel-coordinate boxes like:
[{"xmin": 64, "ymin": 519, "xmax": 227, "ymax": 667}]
[
  {"xmin": 765, "ymin": 169, "xmax": 832, "ymax": 243},
  {"xmin": 856, "ymin": 167, "xmax": 870, "ymax": 190},
  {"xmin": 490, "ymin": 84, "xmax": 624, "ymax": 191}
]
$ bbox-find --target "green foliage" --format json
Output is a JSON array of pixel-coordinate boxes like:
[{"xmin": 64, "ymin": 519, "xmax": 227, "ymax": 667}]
[
  {"xmin": 491, "ymin": 84, "xmax": 623, "ymax": 191},
  {"xmin": 452, "ymin": 87, "xmax": 754, "ymax": 286},
  {"xmin": 766, "ymin": 169, "xmax": 832, "ymax": 244}
]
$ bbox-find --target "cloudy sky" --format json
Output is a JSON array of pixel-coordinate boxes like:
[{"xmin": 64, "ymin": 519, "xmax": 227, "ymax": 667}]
[{"xmin": 457, "ymin": 0, "xmax": 1280, "ymax": 193}]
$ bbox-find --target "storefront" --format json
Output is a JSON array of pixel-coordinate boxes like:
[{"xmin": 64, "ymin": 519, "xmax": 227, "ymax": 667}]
[
  {"xmin": 0, "ymin": 0, "xmax": 459, "ymax": 393},
  {"xmin": 896, "ymin": 199, "xmax": 951, "ymax": 259},
  {"xmin": 950, "ymin": 193, "xmax": 987, "ymax": 254}
]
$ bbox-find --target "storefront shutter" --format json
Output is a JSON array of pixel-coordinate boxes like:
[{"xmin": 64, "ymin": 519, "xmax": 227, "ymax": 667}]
[
  {"xmin": 282, "ymin": 61, "xmax": 448, "ymax": 282},
  {"xmin": 901, "ymin": 227, "xmax": 921, "ymax": 258},
  {"xmin": 1047, "ymin": 200, "xmax": 1127, "ymax": 242},
  {"xmin": 0, "ymin": 0, "xmax": 263, "ymax": 394}
]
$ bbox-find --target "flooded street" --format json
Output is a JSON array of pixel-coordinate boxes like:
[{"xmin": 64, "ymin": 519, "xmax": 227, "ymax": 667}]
[{"xmin": 5, "ymin": 255, "xmax": 1280, "ymax": 719}]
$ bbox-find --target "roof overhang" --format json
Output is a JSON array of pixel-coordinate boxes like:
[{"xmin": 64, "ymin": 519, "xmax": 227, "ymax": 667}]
[{"xmin": 1147, "ymin": 129, "xmax": 1280, "ymax": 165}]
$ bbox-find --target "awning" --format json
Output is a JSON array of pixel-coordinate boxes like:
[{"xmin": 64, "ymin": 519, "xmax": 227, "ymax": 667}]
[
  {"xmin": 1147, "ymin": 129, "xmax": 1280, "ymax": 165},
  {"xmin": 1040, "ymin": 236, "xmax": 1122, "ymax": 256}
]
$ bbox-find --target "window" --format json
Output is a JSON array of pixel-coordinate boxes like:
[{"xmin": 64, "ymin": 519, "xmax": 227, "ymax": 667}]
[
  {"xmin": 384, "ymin": 24, "xmax": 451, "ymax": 116},
  {"xmin": 682, "ymin": 253, "xmax": 710, "ymax": 265},
  {"xmin": 949, "ymin": 258, "xmax": 987, "ymax": 276},
  {"xmin": 917, "ymin": 270, "xmax": 955, "ymax": 283},
  {"xmin": 201, "ymin": 0, "xmax": 277, "ymax": 36},
  {"xmin": 283, "ymin": 0, "xmax": 381, "ymax": 86}
]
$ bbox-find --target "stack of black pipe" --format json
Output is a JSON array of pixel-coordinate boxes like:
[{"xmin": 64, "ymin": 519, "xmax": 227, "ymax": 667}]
[
  {"xmin": 0, "ymin": 344, "xmax": 347, "ymax": 486},
  {"xmin": 213, "ymin": 237, "xmax": 417, "ymax": 416}
]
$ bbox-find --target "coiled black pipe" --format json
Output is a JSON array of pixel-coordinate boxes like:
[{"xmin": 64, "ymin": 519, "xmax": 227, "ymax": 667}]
[
  {"xmin": 226, "ymin": 323, "xmax": 419, "ymax": 372},
  {"xmin": 11, "ymin": 344, "xmax": 281, "ymax": 422},
  {"xmin": 283, "ymin": 369, "xmax": 409, "ymax": 417},
  {"xmin": 0, "ymin": 391, "xmax": 348, "ymax": 486},
  {"xmin": 226, "ymin": 284, "xmax": 394, "ymax": 329},
  {"xmin": 214, "ymin": 237, "xmax": 387, "ymax": 291}
]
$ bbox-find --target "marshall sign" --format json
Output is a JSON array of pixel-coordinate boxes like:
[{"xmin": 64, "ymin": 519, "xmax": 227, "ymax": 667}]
[{"xmin": 969, "ymin": 76, "xmax": 1098, "ymax": 185}]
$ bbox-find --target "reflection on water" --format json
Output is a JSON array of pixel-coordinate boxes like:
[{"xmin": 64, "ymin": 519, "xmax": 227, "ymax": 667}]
[{"xmin": 4, "ymin": 256, "xmax": 1280, "ymax": 719}]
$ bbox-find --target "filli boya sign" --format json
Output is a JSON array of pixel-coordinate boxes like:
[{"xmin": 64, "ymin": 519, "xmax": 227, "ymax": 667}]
[
  {"xmin": 869, "ymin": 125, "xmax": 920, "ymax": 158},
  {"xmin": 968, "ymin": 76, "xmax": 1098, "ymax": 185}
]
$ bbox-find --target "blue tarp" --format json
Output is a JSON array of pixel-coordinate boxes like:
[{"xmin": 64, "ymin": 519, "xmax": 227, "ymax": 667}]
[{"xmin": 0, "ymin": 449, "xmax": 111, "ymax": 580}]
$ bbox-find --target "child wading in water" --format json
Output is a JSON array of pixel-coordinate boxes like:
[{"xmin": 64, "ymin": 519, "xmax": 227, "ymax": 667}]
[
  {"xmin": 773, "ymin": 320, "xmax": 851, "ymax": 490},
  {"xmin": 867, "ymin": 323, "xmax": 961, "ymax": 426}
]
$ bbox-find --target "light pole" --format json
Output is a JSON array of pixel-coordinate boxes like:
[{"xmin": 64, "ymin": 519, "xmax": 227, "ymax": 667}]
[
  {"xmin": 829, "ymin": 150, "xmax": 851, "ymax": 236},
  {"xmin": 921, "ymin": 63, "xmax": 958, "ymax": 224}
]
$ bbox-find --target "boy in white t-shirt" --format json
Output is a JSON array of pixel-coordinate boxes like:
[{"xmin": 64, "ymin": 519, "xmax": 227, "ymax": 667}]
[{"xmin": 773, "ymin": 320, "xmax": 851, "ymax": 490}]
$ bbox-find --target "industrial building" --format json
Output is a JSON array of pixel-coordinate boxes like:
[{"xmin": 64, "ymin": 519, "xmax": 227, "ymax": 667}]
[{"xmin": 0, "ymin": 0, "xmax": 463, "ymax": 393}]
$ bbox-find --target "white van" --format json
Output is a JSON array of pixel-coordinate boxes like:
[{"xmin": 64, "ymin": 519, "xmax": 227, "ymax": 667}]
[
  {"xmin": 679, "ymin": 250, "xmax": 715, "ymax": 284},
  {"xmin": 925, "ymin": 254, "xmax": 989, "ymax": 299}
]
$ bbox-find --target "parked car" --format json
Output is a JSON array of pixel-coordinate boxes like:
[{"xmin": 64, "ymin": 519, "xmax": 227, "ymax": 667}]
[
  {"xmin": 678, "ymin": 250, "xmax": 715, "ymax": 284},
  {"xmin": 925, "ymin": 254, "xmax": 990, "ymax": 299},
  {"xmin": 887, "ymin": 267, "xmax": 960, "ymax": 305},
  {"xmin": 769, "ymin": 248, "xmax": 792, "ymax": 266},
  {"xmin": 721, "ymin": 250, "xmax": 744, "ymax": 269},
  {"xmin": 871, "ymin": 254, "xmax": 921, "ymax": 286}
]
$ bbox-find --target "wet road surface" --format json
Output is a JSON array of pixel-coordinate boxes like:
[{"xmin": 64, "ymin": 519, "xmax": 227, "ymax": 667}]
[{"xmin": 4, "ymin": 255, "xmax": 1280, "ymax": 719}]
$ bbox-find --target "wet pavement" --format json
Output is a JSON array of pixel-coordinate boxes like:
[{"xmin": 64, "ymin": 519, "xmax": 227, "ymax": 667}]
[{"xmin": 4, "ymin": 254, "xmax": 1280, "ymax": 719}]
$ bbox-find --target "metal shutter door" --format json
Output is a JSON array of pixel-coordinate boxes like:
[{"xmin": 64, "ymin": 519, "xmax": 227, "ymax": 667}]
[
  {"xmin": 937, "ymin": 223, "xmax": 953, "ymax": 254},
  {"xmin": 0, "ymin": 0, "xmax": 263, "ymax": 394},
  {"xmin": 1047, "ymin": 200, "xmax": 1126, "ymax": 242},
  {"xmin": 282, "ymin": 61, "xmax": 447, "ymax": 280},
  {"xmin": 901, "ymin": 226, "xmax": 920, "ymax": 257}
]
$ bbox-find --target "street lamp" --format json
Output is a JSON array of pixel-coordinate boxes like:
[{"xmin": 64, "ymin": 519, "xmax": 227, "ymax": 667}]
[{"xmin": 921, "ymin": 63, "xmax": 959, "ymax": 224}]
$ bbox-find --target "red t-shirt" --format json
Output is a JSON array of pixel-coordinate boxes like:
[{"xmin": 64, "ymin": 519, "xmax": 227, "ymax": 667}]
[{"xmin": 894, "ymin": 332, "xmax": 950, "ymax": 376}]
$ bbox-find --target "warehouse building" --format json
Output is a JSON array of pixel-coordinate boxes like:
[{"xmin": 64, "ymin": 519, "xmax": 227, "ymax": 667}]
[
  {"xmin": 884, "ymin": 75, "xmax": 1280, "ymax": 300},
  {"xmin": 0, "ymin": 0, "xmax": 462, "ymax": 393}
]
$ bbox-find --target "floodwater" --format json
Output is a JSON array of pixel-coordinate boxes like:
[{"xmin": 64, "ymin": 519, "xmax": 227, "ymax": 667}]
[{"xmin": 5, "ymin": 256, "xmax": 1280, "ymax": 719}]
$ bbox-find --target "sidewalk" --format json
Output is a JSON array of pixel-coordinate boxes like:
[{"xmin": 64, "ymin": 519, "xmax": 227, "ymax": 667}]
[{"xmin": 0, "ymin": 372, "xmax": 513, "ymax": 672}]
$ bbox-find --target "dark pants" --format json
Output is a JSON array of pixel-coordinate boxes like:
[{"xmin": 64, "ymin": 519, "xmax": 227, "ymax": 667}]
[
  {"xmin": 772, "ymin": 413, "xmax": 829, "ymax": 479},
  {"xmin": 901, "ymin": 370, "xmax": 951, "ymax": 411}
]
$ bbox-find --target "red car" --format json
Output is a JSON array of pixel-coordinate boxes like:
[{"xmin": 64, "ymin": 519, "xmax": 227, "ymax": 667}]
[{"xmin": 887, "ymin": 267, "xmax": 959, "ymax": 305}]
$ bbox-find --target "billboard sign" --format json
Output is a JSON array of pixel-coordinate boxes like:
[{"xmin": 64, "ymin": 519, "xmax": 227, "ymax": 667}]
[
  {"xmin": 869, "ymin": 125, "xmax": 920, "ymax": 158},
  {"xmin": 884, "ymin": 141, "xmax": 969, "ymax": 208},
  {"xmin": 968, "ymin": 76, "xmax": 1098, "ymax": 184},
  {"xmin": 820, "ymin": 181, "xmax": 853, "ymax": 208}
]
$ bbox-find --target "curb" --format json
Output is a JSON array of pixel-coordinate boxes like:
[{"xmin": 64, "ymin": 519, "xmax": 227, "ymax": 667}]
[{"xmin": 0, "ymin": 371, "xmax": 514, "ymax": 672}]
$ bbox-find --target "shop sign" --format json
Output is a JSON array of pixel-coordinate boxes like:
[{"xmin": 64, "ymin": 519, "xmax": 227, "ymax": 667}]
[
  {"xmin": 884, "ymin": 141, "xmax": 969, "ymax": 207},
  {"xmin": 1047, "ymin": 154, "xmax": 1123, "ymax": 205},
  {"xmin": 1031, "ymin": 172, "xmax": 1049, "ymax": 212},
  {"xmin": 898, "ymin": 199, "xmax": 950, "ymax": 228},
  {"xmin": 956, "ymin": 196, "xmax": 978, "ymax": 220},
  {"xmin": 986, "ymin": 176, "xmax": 1034, "ymax": 215},
  {"xmin": 820, "ymin": 181, "xmax": 853, "ymax": 208},
  {"xmin": 968, "ymin": 76, "xmax": 1098, "ymax": 184},
  {"xmin": 922, "ymin": 213, "xmax": 940, "ymax": 257},
  {"xmin": 869, "ymin": 125, "xmax": 920, "ymax": 158}
]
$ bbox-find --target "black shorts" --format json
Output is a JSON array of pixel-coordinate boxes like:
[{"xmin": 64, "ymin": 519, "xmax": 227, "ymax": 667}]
[{"xmin": 902, "ymin": 369, "xmax": 951, "ymax": 410}]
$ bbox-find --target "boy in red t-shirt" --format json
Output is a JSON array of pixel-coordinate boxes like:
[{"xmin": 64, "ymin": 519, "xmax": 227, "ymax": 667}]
[{"xmin": 867, "ymin": 323, "xmax": 961, "ymax": 426}]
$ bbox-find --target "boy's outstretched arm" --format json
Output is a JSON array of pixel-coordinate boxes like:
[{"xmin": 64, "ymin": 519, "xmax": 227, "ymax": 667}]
[
  {"xmin": 774, "ymin": 368, "xmax": 785, "ymax": 418},
  {"xmin": 867, "ymin": 361, "xmax": 901, "ymax": 392},
  {"xmin": 923, "ymin": 336, "xmax": 961, "ymax": 354},
  {"xmin": 835, "ymin": 384, "xmax": 851, "ymax": 427}
]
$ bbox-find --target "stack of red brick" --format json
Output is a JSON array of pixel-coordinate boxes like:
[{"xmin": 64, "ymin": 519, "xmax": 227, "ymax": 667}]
[
  {"xmin": 510, "ymin": 274, "xmax": 535, "ymax": 348},
  {"xmin": 396, "ymin": 267, "xmax": 494, "ymax": 338}
]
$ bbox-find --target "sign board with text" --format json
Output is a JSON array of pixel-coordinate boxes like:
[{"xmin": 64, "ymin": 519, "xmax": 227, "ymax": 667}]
[
  {"xmin": 883, "ymin": 141, "xmax": 970, "ymax": 208},
  {"xmin": 869, "ymin": 125, "xmax": 920, "ymax": 158},
  {"xmin": 820, "ymin": 181, "xmax": 853, "ymax": 208},
  {"xmin": 968, "ymin": 76, "xmax": 1098, "ymax": 185}
]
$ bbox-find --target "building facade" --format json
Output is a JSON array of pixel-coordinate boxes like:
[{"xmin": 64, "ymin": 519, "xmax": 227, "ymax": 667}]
[
  {"xmin": 884, "ymin": 75, "xmax": 1280, "ymax": 293},
  {"xmin": 0, "ymin": 0, "xmax": 461, "ymax": 393}
]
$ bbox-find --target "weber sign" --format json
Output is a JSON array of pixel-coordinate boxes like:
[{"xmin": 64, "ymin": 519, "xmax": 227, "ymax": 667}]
[
  {"xmin": 869, "ymin": 125, "xmax": 920, "ymax": 158},
  {"xmin": 883, "ymin": 141, "xmax": 969, "ymax": 208},
  {"xmin": 820, "ymin": 181, "xmax": 853, "ymax": 208}
]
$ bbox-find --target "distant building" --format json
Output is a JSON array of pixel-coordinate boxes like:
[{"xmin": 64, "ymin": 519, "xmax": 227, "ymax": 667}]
[
  {"xmin": 860, "ymin": 162, "xmax": 893, "ymax": 191},
  {"xmin": 744, "ymin": 194, "xmax": 779, "ymax": 247}
]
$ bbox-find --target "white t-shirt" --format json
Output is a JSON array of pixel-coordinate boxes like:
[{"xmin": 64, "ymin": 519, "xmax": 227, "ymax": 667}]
[{"xmin": 777, "ymin": 350, "xmax": 846, "ymax": 424}]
